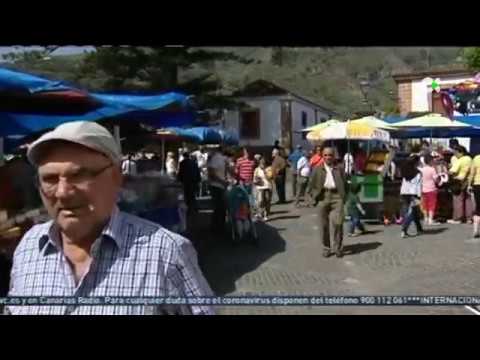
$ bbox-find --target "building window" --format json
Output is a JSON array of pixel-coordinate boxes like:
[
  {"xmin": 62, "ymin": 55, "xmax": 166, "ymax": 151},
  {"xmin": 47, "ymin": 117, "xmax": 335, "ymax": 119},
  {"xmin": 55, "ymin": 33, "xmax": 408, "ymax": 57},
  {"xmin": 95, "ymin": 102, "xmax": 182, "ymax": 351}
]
[
  {"xmin": 301, "ymin": 111, "xmax": 308, "ymax": 128},
  {"xmin": 240, "ymin": 109, "xmax": 260, "ymax": 139}
]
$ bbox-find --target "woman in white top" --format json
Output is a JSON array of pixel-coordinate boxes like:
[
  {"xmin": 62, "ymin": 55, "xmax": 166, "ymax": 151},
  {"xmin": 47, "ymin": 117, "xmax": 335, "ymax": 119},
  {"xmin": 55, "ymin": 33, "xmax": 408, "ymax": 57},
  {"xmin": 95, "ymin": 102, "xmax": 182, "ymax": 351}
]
[
  {"xmin": 253, "ymin": 158, "xmax": 273, "ymax": 221},
  {"xmin": 165, "ymin": 152, "xmax": 177, "ymax": 178},
  {"xmin": 400, "ymin": 156, "xmax": 423, "ymax": 238}
]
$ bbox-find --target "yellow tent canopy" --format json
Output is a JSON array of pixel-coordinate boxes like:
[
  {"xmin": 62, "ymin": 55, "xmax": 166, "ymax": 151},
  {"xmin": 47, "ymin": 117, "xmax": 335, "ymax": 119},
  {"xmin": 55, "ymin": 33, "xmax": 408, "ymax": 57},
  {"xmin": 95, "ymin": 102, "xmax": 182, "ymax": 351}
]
[
  {"xmin": 300, "ymin": 119, "xmax": 342, "ymax": 132},
  {"xmin": 349, "ymin": 116, "xmax": 397, "ymax": 131},
  {"xmin": 307, "ymin": 121, "xmax": 390, "ymax": 142}
]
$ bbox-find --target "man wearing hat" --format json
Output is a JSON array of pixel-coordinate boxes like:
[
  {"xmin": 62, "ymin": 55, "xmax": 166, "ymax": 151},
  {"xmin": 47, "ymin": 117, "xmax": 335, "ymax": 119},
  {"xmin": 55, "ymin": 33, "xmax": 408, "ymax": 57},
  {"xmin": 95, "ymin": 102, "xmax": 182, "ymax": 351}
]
[{"xmin": 6, "ymin": 121, "xmax": 214, "ymax": 315}]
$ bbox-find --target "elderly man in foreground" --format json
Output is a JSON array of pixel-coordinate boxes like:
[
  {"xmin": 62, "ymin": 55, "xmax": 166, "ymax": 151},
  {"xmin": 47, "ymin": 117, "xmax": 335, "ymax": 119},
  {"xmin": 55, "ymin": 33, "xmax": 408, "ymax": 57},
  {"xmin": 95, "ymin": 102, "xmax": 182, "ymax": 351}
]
[{"xmin": 6, "ymin": 121, "xmax": 214, "ymax": 315}]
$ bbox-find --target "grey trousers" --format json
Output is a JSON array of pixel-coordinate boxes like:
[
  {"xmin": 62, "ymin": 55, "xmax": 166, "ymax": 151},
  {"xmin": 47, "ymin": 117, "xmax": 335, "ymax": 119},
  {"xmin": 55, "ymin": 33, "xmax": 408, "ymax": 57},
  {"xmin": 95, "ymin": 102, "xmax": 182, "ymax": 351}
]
[
  {"xmin": 292, "ymin": 173, "xmax": 298, "ymax": 197},
  {"xmin": 453, "ymin": 190, "xmax": 474, "ymax": 222},
  {"xmin": 295, "ymin": 176, "xmax": 309, "ymax": 205},
  {"xmin": 317, "ymin": 191, "xmax": 344, "ymax": 252}
]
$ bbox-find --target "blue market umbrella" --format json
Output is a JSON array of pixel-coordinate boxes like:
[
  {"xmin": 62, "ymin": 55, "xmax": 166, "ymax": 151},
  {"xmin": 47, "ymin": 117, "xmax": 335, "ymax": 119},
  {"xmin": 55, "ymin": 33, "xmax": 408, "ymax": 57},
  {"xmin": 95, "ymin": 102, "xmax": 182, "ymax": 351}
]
[
  {"xmin": 180, "ymin": 127, "xmax": 223, "ymax": 144},
  {"xmin": 218, "ymin": 129, "xmax": 239, "ymax": 146}
]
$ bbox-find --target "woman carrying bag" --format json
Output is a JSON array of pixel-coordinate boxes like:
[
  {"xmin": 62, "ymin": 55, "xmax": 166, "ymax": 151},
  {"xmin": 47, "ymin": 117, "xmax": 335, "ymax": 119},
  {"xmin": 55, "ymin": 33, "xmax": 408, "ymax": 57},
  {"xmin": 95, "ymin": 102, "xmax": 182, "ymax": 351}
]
[{"xmin": 400, "ymin": 156, "xmax": 424, "ymax": 238}]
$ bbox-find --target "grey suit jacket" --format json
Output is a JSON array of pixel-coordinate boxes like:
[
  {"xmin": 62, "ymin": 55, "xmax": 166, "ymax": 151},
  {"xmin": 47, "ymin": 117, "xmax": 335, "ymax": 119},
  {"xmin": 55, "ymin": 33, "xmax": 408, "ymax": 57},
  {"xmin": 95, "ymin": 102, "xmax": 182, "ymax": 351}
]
[{"xmin": 308, "ymin": 164, "xmax": 347, "ymax": 202}]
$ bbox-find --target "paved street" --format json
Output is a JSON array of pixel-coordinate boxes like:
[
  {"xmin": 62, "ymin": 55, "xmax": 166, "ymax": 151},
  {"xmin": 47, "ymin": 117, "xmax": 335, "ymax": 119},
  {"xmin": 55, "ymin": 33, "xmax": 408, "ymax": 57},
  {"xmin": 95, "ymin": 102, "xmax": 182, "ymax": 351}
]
[{"xmin": 192, "ymin": 186, "xmax": 480, "ymax": 315}]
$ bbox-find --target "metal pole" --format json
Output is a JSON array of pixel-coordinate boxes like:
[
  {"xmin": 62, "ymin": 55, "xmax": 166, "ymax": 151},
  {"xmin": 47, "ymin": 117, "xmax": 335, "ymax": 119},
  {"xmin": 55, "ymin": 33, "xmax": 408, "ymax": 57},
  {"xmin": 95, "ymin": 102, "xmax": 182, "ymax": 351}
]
[
  {"xmin": 347, "ymin": 139, "xmax": 351, "ymax": 177},
  {"xmin": 161, "ymin": 138, "xmax": 166, "ymax": 175},
  {"xmin": 0, "ymin": 137, "xmax": 4, "ymax": 167},
  {"xmin": 114, "ymin": 125, "xmax": 122, "ymax": 154}
]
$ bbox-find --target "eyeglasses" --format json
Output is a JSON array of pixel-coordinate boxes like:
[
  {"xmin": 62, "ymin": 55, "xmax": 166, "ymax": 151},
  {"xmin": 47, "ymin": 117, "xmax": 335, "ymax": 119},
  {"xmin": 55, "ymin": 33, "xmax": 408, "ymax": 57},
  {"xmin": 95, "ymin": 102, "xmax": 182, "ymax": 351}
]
[{"xmin": 36, "ymin": 163, "xmax": 113, "ymax": 196}]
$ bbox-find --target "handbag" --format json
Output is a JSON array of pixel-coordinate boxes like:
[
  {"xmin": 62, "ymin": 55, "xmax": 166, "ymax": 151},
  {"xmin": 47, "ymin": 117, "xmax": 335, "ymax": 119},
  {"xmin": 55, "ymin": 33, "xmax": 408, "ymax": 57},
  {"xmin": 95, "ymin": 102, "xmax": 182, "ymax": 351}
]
[{"xmin": 450, "ymin": 178, "xmax": 466, "ymax": 195}]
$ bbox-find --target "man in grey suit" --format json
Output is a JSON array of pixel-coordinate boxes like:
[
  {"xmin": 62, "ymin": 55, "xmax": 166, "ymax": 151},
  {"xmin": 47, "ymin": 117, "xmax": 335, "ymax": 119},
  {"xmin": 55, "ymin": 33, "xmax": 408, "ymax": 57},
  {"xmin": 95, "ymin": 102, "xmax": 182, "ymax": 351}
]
[{"xmin": 307, "ymin": 147, "xmax": 347, "ymax": 258}]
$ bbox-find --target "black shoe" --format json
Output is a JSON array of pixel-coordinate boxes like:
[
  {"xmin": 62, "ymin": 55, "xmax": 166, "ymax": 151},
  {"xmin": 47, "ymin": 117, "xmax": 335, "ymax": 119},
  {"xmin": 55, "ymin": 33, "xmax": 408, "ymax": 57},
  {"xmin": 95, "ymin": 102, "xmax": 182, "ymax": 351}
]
[
  {"xmin": 335, "ymin": 251, "xmax": 344, "ymax": 258},
  {"xmin": 323, "ymin": 249, "xmax": 331, "ymax": 258}
]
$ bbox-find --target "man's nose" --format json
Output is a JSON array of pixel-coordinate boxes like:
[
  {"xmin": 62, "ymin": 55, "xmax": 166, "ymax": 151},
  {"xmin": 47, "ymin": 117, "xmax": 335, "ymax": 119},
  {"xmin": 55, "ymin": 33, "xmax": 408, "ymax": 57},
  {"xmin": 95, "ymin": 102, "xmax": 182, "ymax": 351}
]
[{"xmin": 54, "ymin": 178, "xmax": 77, "ymax": 198}]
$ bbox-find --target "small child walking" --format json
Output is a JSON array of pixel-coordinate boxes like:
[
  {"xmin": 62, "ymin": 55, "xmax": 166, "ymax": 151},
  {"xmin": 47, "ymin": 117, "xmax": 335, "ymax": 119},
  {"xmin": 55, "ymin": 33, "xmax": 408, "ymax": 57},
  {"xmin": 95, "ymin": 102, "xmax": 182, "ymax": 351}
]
[{"xmin": 346, "ymin": 183, "xmax": 367, "ymax": 237}]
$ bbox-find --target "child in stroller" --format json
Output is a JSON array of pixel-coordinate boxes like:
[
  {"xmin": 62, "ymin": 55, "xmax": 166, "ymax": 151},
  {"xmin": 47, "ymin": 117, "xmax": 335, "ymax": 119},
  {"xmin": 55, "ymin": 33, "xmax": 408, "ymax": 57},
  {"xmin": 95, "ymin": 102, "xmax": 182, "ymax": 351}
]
[{"xmin": 226, "ymin": 179, "xmax": 259, "ymax": 245}]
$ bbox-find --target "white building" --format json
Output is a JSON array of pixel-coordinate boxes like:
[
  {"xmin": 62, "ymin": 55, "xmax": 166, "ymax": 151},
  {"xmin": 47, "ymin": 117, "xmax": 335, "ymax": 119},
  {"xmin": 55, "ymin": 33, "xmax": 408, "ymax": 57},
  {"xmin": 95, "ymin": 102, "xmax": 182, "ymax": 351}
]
[
  {"xmin": 393, "ymin": 68, "xmax": 476, "ymax": 115},
  {"xmin": 222, "ymin": 80, "xmax": 337, "ymax": 153},
  {"xmin": 393, "ymin": 68, "xmax": 477, "ymax": 151}
]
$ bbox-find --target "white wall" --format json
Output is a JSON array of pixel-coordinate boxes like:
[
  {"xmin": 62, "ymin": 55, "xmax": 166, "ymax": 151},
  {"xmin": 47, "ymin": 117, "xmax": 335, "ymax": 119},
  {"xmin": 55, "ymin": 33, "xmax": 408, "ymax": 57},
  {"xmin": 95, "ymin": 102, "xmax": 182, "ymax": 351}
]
[
  {"xmin": 223, "ymin": 96, "xmax": 333, "ymax": 149},
  {"xmin": 410, "ymin": 75, "xmax": 474, "ymax": 152},
  {"xmin": 411, "ymin": 75, "xmax": 474, "ymax": 112},
  {"xmin": 291, "ymin": 100, "xmax": 330, "ymax": 150},
  {"xmin": 224, "ymin": 97, "xmax": 282, "ymax": 147}
]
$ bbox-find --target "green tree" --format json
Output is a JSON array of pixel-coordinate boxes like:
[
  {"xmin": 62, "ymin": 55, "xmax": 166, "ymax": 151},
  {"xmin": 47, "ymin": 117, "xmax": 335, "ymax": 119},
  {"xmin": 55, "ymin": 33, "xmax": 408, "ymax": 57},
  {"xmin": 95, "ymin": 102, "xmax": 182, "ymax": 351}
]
[
  {"xmin": 464, "ymin": 47, "xmax": 480, "ymax": 70},
  {"xmin": 1, "ymin": 46, "xmax": 85, "ymax": 84},
  {"xmin": 76, "ymin": 46, "xmax": 253, "ymax": 108}
]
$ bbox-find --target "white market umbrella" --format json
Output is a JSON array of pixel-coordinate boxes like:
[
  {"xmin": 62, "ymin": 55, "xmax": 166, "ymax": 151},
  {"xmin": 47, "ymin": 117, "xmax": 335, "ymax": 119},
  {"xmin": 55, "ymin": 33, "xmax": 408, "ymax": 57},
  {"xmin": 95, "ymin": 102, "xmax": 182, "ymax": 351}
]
[
  {"xmin": 307, "ymin": 121, "xmax": 390, "ymax": 142},
  {"xmin": 391, "ymin": 113, "xmax": 472, "ymax": 144},
  {"xmin": 349, "ymin": 116, "xmax": 397, "ymax": 131}
]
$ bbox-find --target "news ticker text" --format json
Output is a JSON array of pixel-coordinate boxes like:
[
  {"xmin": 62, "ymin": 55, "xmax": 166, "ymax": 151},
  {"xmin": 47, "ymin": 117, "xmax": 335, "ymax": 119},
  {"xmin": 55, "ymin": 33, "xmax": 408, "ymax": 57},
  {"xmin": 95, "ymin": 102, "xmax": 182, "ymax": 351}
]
[{"xmin": 1, "ymin": 296, "xmax": 480, "ymax": 306}]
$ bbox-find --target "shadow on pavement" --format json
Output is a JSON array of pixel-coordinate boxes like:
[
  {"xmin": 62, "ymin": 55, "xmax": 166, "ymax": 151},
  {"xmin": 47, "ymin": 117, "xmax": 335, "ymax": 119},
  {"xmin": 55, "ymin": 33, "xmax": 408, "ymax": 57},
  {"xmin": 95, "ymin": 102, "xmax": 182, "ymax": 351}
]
[
  {"xmin": 361, "ymin": 230, "xmax": 383, "ymax": 235},
  {"xmin": 421, "ymin": 228, "xmax": 448, "ymax": 235},
  {"xmin": 189, "ymin": 212, "xmax": 287, "ymax": 296},
  {"xmin": 268, "ymin": 215, "xmax": 301, "ymax": 221},
  {"xmin": 343, "ymin": 241, "xmax": 382, "ymax": 256},
  {"xmin": 269, "ymin": 210, "xmax": 289, "ymax": 215}
]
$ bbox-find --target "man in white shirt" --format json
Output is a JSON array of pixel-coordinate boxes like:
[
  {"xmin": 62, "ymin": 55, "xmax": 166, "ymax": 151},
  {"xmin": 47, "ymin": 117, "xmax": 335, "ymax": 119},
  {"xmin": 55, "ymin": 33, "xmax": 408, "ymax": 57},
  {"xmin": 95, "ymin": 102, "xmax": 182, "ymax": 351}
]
[
  {"xmin": 121, "ymin": 154, "xmax": 137, "ymax": 176},
  {"xmin": 192, "ymin": 146, "xmax": 209, "ymax": 196},
  {"xmin": 192, "ymin": 146, "xmax": 208, "ymax": 170},
  {"xmin": 307, "ymin": 147, "xmax": 347, "ymax": 258},
  {"xmin": 295, "ymin": 151, "xmax": 312, "ymax": 207},
  {"xmin": 207, "ymin": 146, "xmax": 228, "ymax": 238},
  {"xmin": 343, "ymin": 152, "xmax": 354, "ymax": 176}
]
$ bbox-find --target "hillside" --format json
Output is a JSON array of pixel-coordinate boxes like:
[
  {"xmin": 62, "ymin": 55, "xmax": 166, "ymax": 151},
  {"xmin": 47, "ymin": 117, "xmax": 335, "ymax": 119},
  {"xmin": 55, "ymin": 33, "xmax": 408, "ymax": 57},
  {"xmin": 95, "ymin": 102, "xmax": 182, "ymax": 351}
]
[
  {"xmin": 1, "ymin": 47, "xmax": 465, "ymax": 116},
  {"xmin": 200, "ymin": 47, "xmax": 465, "ymax": 116}
]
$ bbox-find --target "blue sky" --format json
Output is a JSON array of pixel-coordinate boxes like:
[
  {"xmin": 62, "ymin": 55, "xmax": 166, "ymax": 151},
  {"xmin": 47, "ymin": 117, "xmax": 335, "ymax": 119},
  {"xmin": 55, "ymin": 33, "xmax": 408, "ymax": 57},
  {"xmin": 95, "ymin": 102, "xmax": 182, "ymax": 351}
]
[{"xmin": 0, "ymin": 46, "xmax": 95, "ymax": 55}]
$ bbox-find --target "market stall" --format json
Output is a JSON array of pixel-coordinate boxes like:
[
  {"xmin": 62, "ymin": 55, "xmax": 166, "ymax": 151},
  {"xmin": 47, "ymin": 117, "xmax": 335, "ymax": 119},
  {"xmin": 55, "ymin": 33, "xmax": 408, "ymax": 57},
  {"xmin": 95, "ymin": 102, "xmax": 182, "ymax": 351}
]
[
  {"xmin": 306, "ymin": 120, "xmax": 393, "ymax": 221},
  {"xmin": 391, "ymin": 113, "xmax": 473, "ymax": 143},
  {"xmin": 0, "ymin": 68, "xmax": 199, "ymax": 254}
]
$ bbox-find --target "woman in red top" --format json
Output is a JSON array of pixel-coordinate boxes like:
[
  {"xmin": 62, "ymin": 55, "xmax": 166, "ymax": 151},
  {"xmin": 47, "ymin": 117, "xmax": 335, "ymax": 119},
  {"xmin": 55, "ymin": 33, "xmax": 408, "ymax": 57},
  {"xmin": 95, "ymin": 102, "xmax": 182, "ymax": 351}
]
[{"xmin": 309, "ymin": 145, "xmax": 324, "ymax": 169}]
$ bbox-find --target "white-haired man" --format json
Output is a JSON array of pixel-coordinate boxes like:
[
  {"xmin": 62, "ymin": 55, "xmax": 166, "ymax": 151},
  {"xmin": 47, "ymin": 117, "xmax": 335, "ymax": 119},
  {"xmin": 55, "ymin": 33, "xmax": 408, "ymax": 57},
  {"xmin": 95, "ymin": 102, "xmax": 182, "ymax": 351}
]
[{"xmin": 6, "ymin": 121, "xmax": 214, "ymax": 315}]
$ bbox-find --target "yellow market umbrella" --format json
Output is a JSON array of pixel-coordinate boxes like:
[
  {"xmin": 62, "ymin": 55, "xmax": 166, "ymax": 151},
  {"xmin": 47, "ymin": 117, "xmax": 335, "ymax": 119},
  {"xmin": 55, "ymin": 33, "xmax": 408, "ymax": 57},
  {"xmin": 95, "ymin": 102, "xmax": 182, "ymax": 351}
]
[
  {"xmin": 349, "ymin": 116, "xmax": 397, "ymax": 130},
  {"xmin": 307, "ymin": 121, "xmax": 390, "ymax": 142},
  {"xmin": 300, "ymin": 119, "xmax": 341, "ymax": 132},
  {"xmin": 391, "ymin": 113, "xmax": 472, "ymax": 144},
  {"xmin": 391, "ymin": 113, "xmax": 471, "ymax": 128}
]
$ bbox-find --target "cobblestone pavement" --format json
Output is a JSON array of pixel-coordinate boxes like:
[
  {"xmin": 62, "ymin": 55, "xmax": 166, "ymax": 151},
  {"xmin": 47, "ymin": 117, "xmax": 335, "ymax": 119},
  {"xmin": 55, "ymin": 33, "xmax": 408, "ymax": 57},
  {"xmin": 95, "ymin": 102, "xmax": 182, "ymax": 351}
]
[{"xmin": 193, "ymin": 186, "xmax": 480, "ymax": 315}]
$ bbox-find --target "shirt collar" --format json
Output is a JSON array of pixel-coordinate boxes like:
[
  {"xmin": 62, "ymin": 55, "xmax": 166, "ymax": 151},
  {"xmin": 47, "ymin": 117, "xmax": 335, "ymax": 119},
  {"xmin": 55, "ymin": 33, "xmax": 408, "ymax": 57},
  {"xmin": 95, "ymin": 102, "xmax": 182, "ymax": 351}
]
[
  {"xmin": 38, "ymin": 206, "xmax": 124, "ymax": 256},
  {"xmin": 100, "ymin": 206, "xmax": 124, "ymax": 249}
]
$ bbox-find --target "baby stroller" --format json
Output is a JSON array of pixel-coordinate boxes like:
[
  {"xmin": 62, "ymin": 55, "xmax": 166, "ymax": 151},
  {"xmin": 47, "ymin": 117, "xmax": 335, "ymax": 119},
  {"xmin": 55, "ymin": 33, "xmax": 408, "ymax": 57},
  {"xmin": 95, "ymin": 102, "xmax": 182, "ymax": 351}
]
[{"xmin": 226, "ymin": 181, "xmax": 259, "ymax": 246}]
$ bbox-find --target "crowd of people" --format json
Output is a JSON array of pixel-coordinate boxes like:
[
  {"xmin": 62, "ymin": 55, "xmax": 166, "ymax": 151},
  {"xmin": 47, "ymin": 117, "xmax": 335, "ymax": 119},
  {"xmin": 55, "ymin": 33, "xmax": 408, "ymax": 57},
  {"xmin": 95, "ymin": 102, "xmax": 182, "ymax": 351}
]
[
  {"xmin": 396, "ymin": 138, "xmax": 480, "ymax": 240},
  {"xmin": 117, "ymin": 135, "xmax": 480, "ymax": 255}
]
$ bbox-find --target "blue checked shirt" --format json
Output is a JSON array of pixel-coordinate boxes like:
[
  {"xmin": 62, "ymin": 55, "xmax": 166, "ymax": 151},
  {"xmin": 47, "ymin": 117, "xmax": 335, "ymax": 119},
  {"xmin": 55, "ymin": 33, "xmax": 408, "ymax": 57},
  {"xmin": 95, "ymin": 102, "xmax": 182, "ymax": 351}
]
[{"xmin": 6, "ymin": 207, "xmax": 215, "ymax": 315}]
